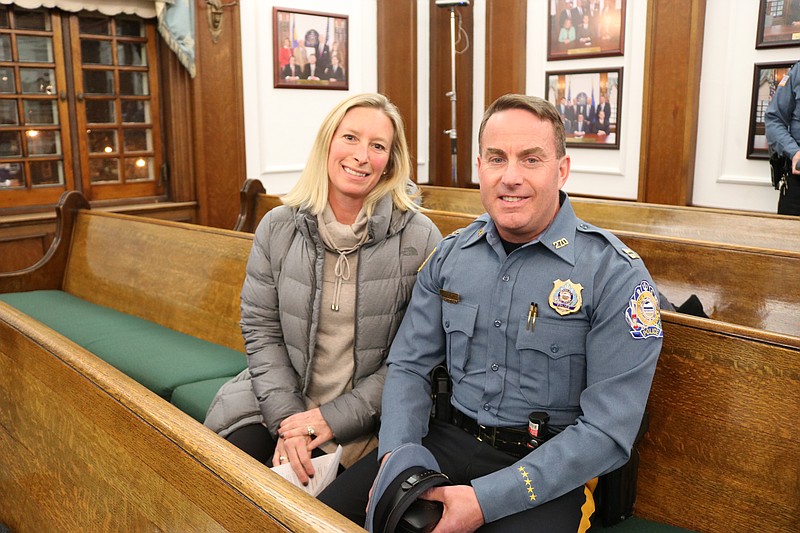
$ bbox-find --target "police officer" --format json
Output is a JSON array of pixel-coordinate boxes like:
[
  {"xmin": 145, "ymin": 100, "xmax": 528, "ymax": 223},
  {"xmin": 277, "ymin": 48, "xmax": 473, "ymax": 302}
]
[
  {"xmin": 765, "ymin": 60, "xmax": 800, "ymax": 216},
  {"xmin": 319, "ymin": 94, "xmax": 663, "ymax": 532}
]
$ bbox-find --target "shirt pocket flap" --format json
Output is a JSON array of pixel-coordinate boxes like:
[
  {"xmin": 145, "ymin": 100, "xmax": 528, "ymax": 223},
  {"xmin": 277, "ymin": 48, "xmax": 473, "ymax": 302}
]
[
  {"xmin": 515, "ymin": 318, "xmax": 588, "ymax": 360},
  {"xmin": 442, "ymin": 301, "xmax": 479, "ymax": 337}
]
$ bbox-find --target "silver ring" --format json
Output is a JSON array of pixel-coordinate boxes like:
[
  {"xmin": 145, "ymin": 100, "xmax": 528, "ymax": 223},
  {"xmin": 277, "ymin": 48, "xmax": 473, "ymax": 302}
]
[
  {"xmin": 307, "ymin": 425, "xmax": 315, "ymax": 437},
  {"xmin": 279, "ymin": 455, "xmax": 288, "ymax": 463}
]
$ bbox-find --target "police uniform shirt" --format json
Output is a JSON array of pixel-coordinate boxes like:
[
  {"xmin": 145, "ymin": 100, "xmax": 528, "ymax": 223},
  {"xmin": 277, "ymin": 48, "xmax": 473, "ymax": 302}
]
[
  {"xmin": 378, "ymin": 192, "xmax": 663, "ymax": 523},
  {"xmin": 765, "ymin": 61, "xmax": 800, "ymax": 161}
]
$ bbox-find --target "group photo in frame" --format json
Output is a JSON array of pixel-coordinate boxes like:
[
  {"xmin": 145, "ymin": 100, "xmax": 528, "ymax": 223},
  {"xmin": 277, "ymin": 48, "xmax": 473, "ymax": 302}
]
[
  {"xmin": 546, "ymin": 68, "xmax": 622, "ymax": 149},
  {"xmin": 273, "ymin": 7, "xmax": 348, "ymax": 90},
  {"xmin": 756, "ymin": 0, "xmax": 800, "ymax": 49},
  {"xmin": 547, "ymin": 0, "xmax": 626, "ymax": 60},
  {"xmin": 747, "ymin": 61, "xmax": 795, "ymax": 159}
]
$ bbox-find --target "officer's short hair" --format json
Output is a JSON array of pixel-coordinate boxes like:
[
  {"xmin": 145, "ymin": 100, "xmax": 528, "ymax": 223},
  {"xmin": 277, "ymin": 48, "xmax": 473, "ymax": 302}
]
[
  {"xmin": 478, "ymin": 94, "xmax": 567, "ymax": 158},
  {"xmin": 282, "ymin": 93, "xmax": 418, "ymax": 216}
]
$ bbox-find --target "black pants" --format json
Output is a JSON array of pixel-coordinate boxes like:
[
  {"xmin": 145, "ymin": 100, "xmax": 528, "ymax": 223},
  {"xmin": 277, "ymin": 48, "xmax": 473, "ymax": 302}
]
[
  {"xmin": 318, "ymin": 420, "xmax": 595, "ymax": 532},
  {"xmin": 778, "ymin": 172, "xmax": 800, "ymax": 216}
]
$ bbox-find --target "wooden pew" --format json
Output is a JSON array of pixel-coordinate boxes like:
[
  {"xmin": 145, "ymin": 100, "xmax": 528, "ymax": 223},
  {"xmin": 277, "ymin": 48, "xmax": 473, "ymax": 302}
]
[
  {"xmin": 0, "ymin": 192, "xmax": 362, "ymax": 532},
  {"xmin": 236, "ymin": 180, "xmax": 799, "ymax": 532},
  {"xmin": 636, "ymin": 312, "xmax": 799, "ymax": 532},
  {"xmin": 418, "ymin": 185, "xmax": 800, "ymax": 254}
]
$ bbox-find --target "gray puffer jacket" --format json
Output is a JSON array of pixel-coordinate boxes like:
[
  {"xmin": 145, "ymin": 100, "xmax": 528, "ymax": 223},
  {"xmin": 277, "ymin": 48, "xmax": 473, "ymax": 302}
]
[{"xmin": 204, "ymin": 194, "xmax": 441, "ymax": 442}]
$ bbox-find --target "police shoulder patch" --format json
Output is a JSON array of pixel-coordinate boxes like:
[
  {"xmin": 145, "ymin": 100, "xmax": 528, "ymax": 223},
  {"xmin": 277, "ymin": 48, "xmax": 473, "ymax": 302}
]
[{"xmin": 625, "ymin": 280, "xmax": 663, "ymax": 339}]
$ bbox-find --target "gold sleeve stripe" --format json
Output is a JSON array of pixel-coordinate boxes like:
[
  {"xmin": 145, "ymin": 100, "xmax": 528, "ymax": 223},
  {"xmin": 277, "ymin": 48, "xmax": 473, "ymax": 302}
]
[{"xmin": 418, "ymin": 247, "xmax": 437, "ymax": 273}]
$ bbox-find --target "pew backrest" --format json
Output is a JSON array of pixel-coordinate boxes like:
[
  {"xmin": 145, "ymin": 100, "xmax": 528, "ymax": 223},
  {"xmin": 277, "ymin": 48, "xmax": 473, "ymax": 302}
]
[
  {"xmin": 637, "ymin": 311, "xmax": 799, "ymax": 532},
  {"xmin": 418, "ymin": 185, "xmax": 800, "ymax": 253},
  {"xmin": 58, "ymin": 210, "xmax": 252, "ymax": 351}
]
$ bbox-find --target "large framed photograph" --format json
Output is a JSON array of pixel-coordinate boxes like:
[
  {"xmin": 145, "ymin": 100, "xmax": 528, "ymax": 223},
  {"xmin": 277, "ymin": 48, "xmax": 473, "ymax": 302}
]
[
  {"xmin": 273, "ymin": 7, "xmax": 348, "ymax": 90},
  {"xmin": 756, "ymin": 0, "xmax": 800, "ymax": 49},
  {"xmin": 747, "ymin": 62, "xmax": 795, "ymax": 159},
  {"xmin": 546, "ymin": 68, "xmax": 622, "ymax": 149},
  {"xmin": 547, "ymin": 0, "xmax": 626, "ymax": 60}
]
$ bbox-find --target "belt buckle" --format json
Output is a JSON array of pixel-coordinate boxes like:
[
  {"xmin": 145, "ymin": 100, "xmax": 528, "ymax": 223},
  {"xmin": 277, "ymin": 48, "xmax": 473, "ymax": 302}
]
[{"xmin": 477, "ymin": 424, "xmax": 497, "ymax": 447}]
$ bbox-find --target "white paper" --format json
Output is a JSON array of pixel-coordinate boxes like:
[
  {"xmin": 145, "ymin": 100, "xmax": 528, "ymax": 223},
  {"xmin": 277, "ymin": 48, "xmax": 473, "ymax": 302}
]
[{"xmin": 270, "ymin": 445, "xmax": 342, "ymax": 497}]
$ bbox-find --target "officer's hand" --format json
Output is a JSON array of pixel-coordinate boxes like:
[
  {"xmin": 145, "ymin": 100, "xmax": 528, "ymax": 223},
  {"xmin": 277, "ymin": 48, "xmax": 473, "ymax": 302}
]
[
  {"xmin": 792, "ymin": 151, "xmax": 800, "ymax": 175},
  {"xmin": 278, "ymin": 408, "xmax": 333, "ymax": 450},
  {"xmin": 421, "ymin": 485, "xmax": 485, "ymax": 533}
]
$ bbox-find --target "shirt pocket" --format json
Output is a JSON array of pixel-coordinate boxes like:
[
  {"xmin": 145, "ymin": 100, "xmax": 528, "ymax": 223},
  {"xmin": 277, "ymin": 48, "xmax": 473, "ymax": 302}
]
[
  {"xmin": 515, "ymin": 317, "xmax": 588, "ymax": 408},
  {"xmin": 442, "ymin": 301, "xmax": 478, "ymax": 384}
]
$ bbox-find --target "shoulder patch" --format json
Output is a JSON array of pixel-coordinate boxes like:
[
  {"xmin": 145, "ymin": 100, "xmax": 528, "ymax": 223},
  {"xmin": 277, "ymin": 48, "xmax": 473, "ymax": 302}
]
[
  {"xmin": 621, "ymin": 248, "xmax": 640, "ymax": 260},
  {"xmin": 779, "ymin": 74, "xmax": 789, "ymax": 87},
  {"xmin": 625, "ymin": 281, "xmax": 663, "ymax": 339}
]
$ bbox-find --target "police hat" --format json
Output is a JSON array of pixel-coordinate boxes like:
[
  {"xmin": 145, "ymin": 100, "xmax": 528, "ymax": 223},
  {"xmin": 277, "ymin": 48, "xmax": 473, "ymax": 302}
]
[{"xmin": 366, "ymin": 443, "xmax": 452, "ymax": 533}]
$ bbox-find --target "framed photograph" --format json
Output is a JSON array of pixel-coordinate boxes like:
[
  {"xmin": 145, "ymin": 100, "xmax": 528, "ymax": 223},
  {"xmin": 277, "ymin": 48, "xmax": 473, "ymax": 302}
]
[
  {"xmin": 547, "ymin": 0, "xmax": 626, "ymax": 61},
  {"xmin": 273, "ymin": 7, "xmax": 348, "ymax": 90},
  {"xmin": 747, "ymin": 62, "xmax": 794, "ymax": 159},
  {"xmin": 546, "ymin": 68, "xmax": 622, "ymax": 149},
  {"xmin": 756, "ymin": 0, "xmax": 800, "ymax": 49}
]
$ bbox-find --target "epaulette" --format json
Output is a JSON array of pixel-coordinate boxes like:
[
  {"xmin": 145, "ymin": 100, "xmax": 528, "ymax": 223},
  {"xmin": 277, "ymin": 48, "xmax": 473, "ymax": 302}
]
[{"xmin": 576, "ymin": 221, "xmax": 642, "ymax": 264}]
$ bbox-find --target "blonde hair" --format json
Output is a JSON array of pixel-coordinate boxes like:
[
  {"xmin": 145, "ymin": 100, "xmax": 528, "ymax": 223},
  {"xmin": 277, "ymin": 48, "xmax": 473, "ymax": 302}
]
[{"xmin": 282, "ymin": 93, "xmax": 419, "ymax": 216}]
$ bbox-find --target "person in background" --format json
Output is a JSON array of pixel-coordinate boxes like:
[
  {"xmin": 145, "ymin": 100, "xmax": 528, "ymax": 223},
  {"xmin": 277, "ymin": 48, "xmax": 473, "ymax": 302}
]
[
  {"xmin": 319, "ymin": 94, "xmax": 663, "ymax": 532},
  {"xmin": 765, "ymin": 60, "xmax": 800, "ymax": 216},
  {"xmin": 325, "ymin": 54, "xmax": 345, "ymax": 82},
  {"xmin": 278, "ymin": 37, "xmax": 293, "ymax": 69},
  {"xmin": 204, "ymin": 93, "xmax": 442, "ymax": 484},
  {"xmin": 558, "ymin": 18, "xmax": 576, "ymax": 45},
  {"xmin": 302, "ymin": 53, "xmax": 321, "ymax": 80},
  {"xmin": 281, "ymin": 55, "xmax": 301, "ymax": 81}
]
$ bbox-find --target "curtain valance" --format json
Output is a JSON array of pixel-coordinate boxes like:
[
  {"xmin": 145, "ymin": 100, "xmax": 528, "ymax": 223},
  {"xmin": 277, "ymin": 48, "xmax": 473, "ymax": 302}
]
[{"xmin": 0, "ymin": 0, "xmax": 157, "ymax": 18}]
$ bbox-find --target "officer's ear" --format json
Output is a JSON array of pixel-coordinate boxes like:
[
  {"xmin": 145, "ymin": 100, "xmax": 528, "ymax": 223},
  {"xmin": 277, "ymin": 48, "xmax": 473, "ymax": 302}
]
[{"xmin": 557, "ymin": 154, "xmax": 571, "ymax": 189}]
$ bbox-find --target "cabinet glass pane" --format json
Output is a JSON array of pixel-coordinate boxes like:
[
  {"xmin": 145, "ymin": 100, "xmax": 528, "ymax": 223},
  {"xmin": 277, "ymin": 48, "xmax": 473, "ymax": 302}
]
[
  {"xmin": 0, "ymin": 100, "xmax": 18, "ymax": 124},
  {"xmin": 30, "ymin": 160, "xmax": 62, "ymax": 186},
  {"xmin": 0, "ymin": 162, "xmax": 23, "ymax": 188},
  {"xmin": 0, "ymin": 35, "xmax": 11, "ymax": 61},
  {"xmin": 125, "ymin": 156, "xmax": 152, "ymax": 182},
  {"xmin": 0, "ymin": 131, "xmax": 21, "ymax": 156},
  {"xmin": 20, "ymin": 68, "xmax": 54, "ymax": 94},
  {"xmin": 15, "ymin": 10, "xmax": 50, "ymax": 31},
  {"xmin": 121, "ymin": 100, "xmax": 148, "ymax": 123},
  {"xmin": 17, "ymin": 36, "xmax": 53, "ymax": 63},
  {"xmin": 0, "ymin": 8, "xmax": 8, "ymax": 29},
  {"xmin": 81, "ymin": 39, "xmax": 113, "ymax": 65},
  {"xmin": 119, "ymin": 71, "xmax": 147, "ymax": 96},
  {"xmin": 116, "ymin": 19, "xmax": 143, "ymax": 37},
  {"xmin": 79, "ymin": 16, "xmax": 109, "ymax": 35},
  {"xmin": 85, "ymin": 99, "xmax": 115, "ymax": 123},
  {"xmin": 0, "ymin": 68, "xmax": 15, "ymax": 93},
  {"xmin": 84, "ymin": 70, "xmax": 114, "ymax": 94},
  {"xmin": 117, "ymin": 42, "xmax": 146, "ymax": 66},
  {"xmin": 123, "ymin": 128, "xmax": 150, "ymax": 152},
  {"xmin": 26, "ymin": 129, "xmax": 60, "ymax": 155},
  {"xmin": 88, "ymin": 129, "xmax": 117, "ymax": 154},
  {"xmin": 89, "ymin": 158, "xmax": 119, "ymax": 183},
  {"xmin": 22, "ymin": 100, "xmax": 57, "ymax": 125}
]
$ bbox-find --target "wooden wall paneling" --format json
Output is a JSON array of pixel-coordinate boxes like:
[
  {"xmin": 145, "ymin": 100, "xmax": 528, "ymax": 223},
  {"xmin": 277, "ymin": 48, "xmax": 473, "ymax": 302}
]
[
  {"xmin": 0, "ymin": 232, "xmax": 53, "ymax": 272},
  {"xmin": 484, "ymin": 0, "xmax": 527, "ymax": 106},
  {"xmin": 639, "ymin": 0, "xmax": 706, "ymax": 205},
  {"xmin": 377, "ymin": 1, "xmax": 418, "ymax": 180},
  {"xmin": 192, "ymin": 0, "xmax": 247, "ymax": 229},
  {"xmin": 429, "ymin": 3, "xmax": 474, "ymax": 188},
  {"xmin": 160, "ymin": 41, "xmax": 196, "ymax": 206}
]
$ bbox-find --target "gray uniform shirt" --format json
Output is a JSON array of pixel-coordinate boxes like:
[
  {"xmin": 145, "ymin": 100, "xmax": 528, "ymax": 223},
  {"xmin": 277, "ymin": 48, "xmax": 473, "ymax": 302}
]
[
  {"xmin": 766, "ymin": 61, "xmax": 800, "ymax": 161},
  {"xmin": 379, "ymin": 192, "xmax": 663, "ymax": 523}
]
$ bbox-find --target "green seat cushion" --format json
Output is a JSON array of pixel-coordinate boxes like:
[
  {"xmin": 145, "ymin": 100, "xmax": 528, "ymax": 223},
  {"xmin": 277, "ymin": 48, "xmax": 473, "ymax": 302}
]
[
  {"xmin": 599, "ymin": 517, "xmax": 696, "ymax": 532},
  {"xmin": 171, "ymin": 376, "xmax": 233, "ymax": 423},
  {"xmin": 0, "ymin": 290, "xmax": 247, "ymax": 400}
]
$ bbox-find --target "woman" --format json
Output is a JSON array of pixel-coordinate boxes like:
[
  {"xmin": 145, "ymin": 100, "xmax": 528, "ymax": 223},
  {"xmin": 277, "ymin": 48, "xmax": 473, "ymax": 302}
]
[{"xmin": 205, "ymin": 93, "xmax": 442, "ymax": 486}]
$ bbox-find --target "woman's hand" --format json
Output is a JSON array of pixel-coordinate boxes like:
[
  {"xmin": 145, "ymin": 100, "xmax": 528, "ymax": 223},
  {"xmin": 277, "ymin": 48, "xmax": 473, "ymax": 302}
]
[
  {"xmin": 273, "ymin": 433, "xmax": 315, "ymax": 485},
  {"xmin": 278, "ymin": 408, "xmax": 333, "ymax": 450},
  {"xmin": 274, "ymin": 408, "xmax": 334, "ymax": 484}
]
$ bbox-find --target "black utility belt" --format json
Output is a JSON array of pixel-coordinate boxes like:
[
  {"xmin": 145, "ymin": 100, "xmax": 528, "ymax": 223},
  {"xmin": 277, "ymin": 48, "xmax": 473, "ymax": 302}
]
[{"xmin": 452, "ymin": 411, "xmax": 530, "ymax": 459}]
